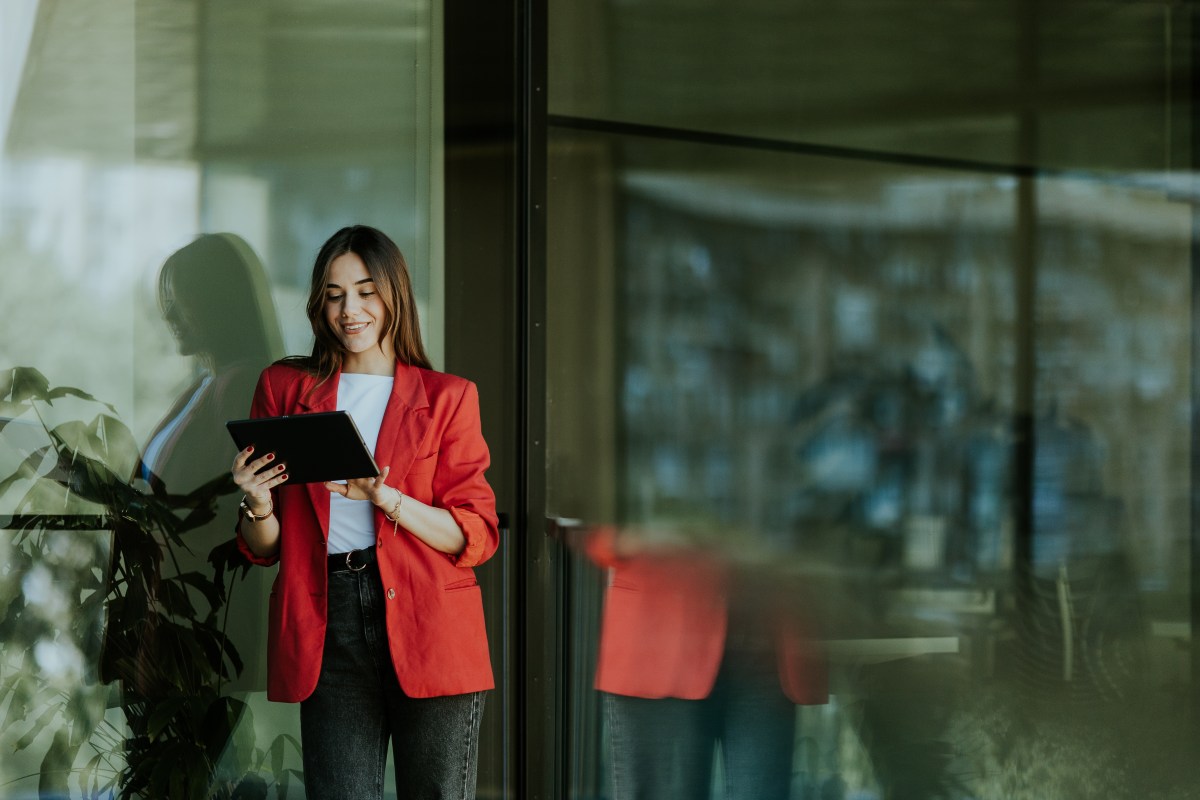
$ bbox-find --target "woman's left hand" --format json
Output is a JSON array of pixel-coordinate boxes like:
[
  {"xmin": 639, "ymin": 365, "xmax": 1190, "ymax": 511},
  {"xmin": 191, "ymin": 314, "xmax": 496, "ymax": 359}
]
[
  {"xmin": 327, "ymin": 464, "xmax": 465, "ymax": 555},
  {"xmin": 325, "ymin": 465, "xmax": 398, "ymax": 508}
]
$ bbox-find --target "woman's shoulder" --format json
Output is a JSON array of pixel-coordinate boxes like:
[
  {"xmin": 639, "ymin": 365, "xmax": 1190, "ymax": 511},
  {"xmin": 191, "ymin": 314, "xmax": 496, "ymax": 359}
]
[
  {"xmin": 407, "ymin": 364, "xmax": 476, "ymax": 405},
  {"xmin": 252, "ymin": 358, "xmax": 320, "ymax": 399},
  {"xmin": 413, "ymin": 364, "xmax": 472, "ymax": 388},
  {"xmin": 263, "ymin": 357, "xmax": 316, "ymax": 381}
]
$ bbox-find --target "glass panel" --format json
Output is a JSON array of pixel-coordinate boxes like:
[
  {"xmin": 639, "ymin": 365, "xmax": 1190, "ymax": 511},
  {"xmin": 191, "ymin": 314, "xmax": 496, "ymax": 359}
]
[
  {"xmin": 546, "ymin": 2, "xmax": 1194, "ymax": 797},
  {"xmin": 549, "ymin": 2, "xmax": 1181, "ymax": 173},
  {"xmin": 545, "ymin": 128, "xmax": 1196, "ymax": 800},
  {"xmin": 0, "ymin": 1, "xmax": 445, "ymax": 797}
]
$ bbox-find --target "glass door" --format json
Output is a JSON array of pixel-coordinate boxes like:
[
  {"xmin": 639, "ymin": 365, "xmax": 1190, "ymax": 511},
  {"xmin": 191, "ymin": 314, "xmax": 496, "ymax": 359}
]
[{"xmin": 542, "ymin": 2, "xmax": 1198, "ymax": 798}]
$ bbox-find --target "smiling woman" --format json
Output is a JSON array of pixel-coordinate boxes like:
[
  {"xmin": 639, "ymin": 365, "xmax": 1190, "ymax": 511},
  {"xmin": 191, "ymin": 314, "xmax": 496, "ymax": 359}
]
[{"xmin": 230, "ymin": 225, "xmax": 499, "ymax": 800}]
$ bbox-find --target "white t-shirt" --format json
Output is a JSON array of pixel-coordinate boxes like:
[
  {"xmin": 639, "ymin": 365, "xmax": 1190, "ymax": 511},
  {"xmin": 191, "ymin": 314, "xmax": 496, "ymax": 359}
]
[
  {"xmin": 141, "ymin": 375, "xmax": 212, "ymax": 484},
  {"xmin": 327, "ymin": 373, "xmax": 392, "ymax": 554}
]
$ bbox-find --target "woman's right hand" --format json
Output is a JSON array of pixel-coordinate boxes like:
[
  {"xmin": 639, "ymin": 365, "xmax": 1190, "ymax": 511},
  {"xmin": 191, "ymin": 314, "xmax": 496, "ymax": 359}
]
[{"xmin": 231, "ymin": 446, "xmax": 288, "ymax": 510}]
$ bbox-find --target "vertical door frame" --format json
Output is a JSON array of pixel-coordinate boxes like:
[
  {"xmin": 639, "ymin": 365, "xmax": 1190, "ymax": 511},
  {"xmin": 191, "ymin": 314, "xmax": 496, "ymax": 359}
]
[{"xmin": 443, "ymin": 0, "xmax": 560, "ymax": 796}]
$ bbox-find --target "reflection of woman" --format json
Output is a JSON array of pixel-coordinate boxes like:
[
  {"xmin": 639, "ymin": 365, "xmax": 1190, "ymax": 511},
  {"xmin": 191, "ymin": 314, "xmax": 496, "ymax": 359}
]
[
  {"xmin": 232, "ymin": 225, "xmax": 499, "ymax": 800},
  {"xmin": 139, "ymin": 234, "xmax": 282, "ymax": 694},
  {"xmin": 104, "ymin": 233, "xmax": 282, "ymax": 696},
  {"xmin": 585, "ymin": 528, "xmax": 827, "ymax": 800},
  {"xmin": 99, "ymin": 234, "xmax": 283, "ymax": 797},
  {"xmin": 142, "ymin": 233, "xmax": 283, "ymax": 495}
]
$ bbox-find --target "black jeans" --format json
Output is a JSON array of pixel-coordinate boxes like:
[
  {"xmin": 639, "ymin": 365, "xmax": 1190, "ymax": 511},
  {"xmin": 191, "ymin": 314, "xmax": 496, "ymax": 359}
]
[
  {"xmin": 603, "ymin": 643, "xmax": 795, "ymax": 800},
  {"xmin": 300, "ymin": 562, "xmax": 486, "ymax": 800}
]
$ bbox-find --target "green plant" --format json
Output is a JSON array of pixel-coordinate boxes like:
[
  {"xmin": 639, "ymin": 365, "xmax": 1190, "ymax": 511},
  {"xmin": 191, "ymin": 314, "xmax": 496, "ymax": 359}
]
[{"xmin": 0, "ymin": 367, "xmax": 299, "ymax": 799}]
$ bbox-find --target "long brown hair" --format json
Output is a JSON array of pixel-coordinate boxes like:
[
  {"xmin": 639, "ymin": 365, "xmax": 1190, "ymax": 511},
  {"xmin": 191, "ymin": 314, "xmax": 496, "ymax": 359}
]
[
  {"xmin": 159, "ymin": 233, "xmax": 284, "ymax": 369},
  {"xmin": 284, "ymin": 225, "xmax": 431, "ymax": 382}
]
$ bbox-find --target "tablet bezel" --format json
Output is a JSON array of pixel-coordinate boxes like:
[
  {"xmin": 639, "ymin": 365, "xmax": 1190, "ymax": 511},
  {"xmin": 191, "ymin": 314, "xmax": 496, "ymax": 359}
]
[{"xmin": 225, "ymin": 411, "xmax": 379, "ymax": 485}]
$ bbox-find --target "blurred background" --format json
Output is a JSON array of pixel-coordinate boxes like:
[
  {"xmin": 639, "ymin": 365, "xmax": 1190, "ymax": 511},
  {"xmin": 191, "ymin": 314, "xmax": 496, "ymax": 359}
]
[{"xmin": 1, "ymin": 1, "xmax": 1198, "ymax": 798}]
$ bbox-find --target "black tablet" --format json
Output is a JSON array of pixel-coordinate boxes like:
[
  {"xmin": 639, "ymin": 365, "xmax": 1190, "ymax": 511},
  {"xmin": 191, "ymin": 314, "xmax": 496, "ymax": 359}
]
[{"xmin": 226, "ymin": 411, "xmax": 379, "ymax": 485}]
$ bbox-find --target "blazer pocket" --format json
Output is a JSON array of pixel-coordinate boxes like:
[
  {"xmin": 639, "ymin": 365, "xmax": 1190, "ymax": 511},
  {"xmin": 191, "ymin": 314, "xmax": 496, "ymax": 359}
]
[
  {"xmin": 444, "ymin": 576, "xmax": 479, "ymax": 592},
  {"xmin": 408, "ymin": 453, "xmax": 438, "ymax": 475}
]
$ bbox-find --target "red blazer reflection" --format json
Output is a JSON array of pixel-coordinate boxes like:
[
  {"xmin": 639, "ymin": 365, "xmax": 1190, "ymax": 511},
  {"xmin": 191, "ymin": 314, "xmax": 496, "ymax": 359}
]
[{"xmin": 585, "ymin": 526, "xmax": 827, "ymax": 704}]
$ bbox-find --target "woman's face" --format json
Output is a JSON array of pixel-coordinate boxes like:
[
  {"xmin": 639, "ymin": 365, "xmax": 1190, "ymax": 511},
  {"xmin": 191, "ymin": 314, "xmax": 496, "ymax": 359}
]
[
  {"xmin": 323, "ymin": 252, "xmax": 394, "ymax": 369},
  {"xmin": 160, "ymin": 278, "xmax": 204, "ymax": 358}
]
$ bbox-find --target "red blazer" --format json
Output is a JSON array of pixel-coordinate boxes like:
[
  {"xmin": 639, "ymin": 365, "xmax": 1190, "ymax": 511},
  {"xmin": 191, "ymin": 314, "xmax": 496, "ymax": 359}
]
[
  {"xmin": 236, "ymin": 361, "xmax": 499, "ymax": 702},
  {"xmin": 585, "ymin": 528, "xmax": 827, "ymax": 705}
]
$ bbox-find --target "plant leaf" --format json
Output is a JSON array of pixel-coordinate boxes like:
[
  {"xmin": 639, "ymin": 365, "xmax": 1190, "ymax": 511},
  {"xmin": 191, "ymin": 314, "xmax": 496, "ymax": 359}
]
[
  {"xmin": 0, "ymin": 367, "xmax": 50, "ymax": 404},
  {"xmin": 219, "ymin": 630, "xmax": 246, "ymax": 679},
  {"xmin": 13, "ymin": 703, "xmax": 60, "ymax": 750},
  {"xmin": 1, "ymin": 687, "xmax": 29, "ymax": 731},
  {"xmin": 147, "ymin": 695, "xmax": 190, "ymax": 741},
  {"xmin": 38, "ymin": 726, "xmax": 78, "ymax": 798},
  {"xmin": 94, "ymin": 412, "xmax": 139, "ymax": 467},
  {"xmin": 178, "ymin": 570, "xmax": 224, "ymax": 612},
  {"xmin": 269, "ymin": 732, "xmax": 286, "ymax": 778},
  {"xmin": 0, "ymin": 445, "xmax": 53, "ymax": 498},
  {"xmin": 44, "ymin": 383, "xmax": 116, "ymax": 409},
  {"xmin": 158, "ymin": 576, "xmax": 199, "ymax": 618}
]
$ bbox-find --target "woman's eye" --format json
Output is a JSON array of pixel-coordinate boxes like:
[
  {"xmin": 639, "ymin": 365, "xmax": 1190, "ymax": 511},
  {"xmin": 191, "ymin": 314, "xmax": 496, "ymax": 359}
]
[
  {"xmin": 327, "ymin": 294, "xmax": 344, "ymax": 302},
  {"xmin": 360, "ymin": 291, "xmax": 375, "ymax": 298}
]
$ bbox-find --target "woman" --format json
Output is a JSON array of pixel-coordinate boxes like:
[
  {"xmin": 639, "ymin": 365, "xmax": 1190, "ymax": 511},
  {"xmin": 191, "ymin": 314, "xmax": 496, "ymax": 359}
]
[{"xmin": 232, "ymin": 225, "xmax": 499, "ymax": 800}]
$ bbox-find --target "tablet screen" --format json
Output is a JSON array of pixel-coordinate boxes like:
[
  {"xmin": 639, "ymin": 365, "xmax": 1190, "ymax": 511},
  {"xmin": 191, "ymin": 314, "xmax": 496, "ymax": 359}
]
[{"xmin": 225, "ymin": 411, "xmax": 379, "ymax": 485}]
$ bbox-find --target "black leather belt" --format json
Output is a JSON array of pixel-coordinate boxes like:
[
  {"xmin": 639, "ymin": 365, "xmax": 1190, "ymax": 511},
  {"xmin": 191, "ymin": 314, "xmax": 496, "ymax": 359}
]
[{"xmin": 328, "ymin": 547, "xmax": 377, "ymax": 573}]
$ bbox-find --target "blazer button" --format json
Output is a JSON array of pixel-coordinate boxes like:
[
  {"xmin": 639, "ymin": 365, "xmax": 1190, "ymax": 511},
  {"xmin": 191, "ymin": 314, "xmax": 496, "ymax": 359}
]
[{"xmin": 387, "ymin": 588, "xmax": 396, "ymax": 600}]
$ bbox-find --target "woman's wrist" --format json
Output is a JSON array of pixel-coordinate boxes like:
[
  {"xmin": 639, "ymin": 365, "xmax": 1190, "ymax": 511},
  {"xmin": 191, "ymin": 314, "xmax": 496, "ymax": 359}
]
[
  {"xmin": 383, "ymin": 489, "xmax": 404, "ymax": 522},
  {"xmin": 240, "ymin": 495, "xmax": 274, "ymax": 522}
]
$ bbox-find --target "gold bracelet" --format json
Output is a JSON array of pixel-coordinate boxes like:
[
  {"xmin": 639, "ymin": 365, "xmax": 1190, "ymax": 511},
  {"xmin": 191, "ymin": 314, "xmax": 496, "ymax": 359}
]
[
  {"xmin": 385, "ymin": 493, "xmax": 403, "ymax": 521},
  {"xmin": 386, "ymin": 492, "xmax": 403, "ymax": 535}
]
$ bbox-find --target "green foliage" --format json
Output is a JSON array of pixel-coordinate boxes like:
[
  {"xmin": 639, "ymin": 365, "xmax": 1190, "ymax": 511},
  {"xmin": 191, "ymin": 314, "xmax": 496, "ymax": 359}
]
[{"xmin": 0, "ymin": 367, "xmax": 299, "ymax": 799}]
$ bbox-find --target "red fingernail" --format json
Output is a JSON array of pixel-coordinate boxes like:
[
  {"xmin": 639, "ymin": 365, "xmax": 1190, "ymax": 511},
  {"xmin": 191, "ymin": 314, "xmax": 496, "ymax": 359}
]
[
  {"xmin": 280, "ymin": 474, "xmax": 289, "ymax": 482},
  {"xmin": 266, "ymin": 453, "xmax": 274, "ymax": 461},
  {"xmin": 246, "ymin": 446, "xmax": 254, "ymax": 454},
  {"xmin": 277, "ymin": 464, "xmax": 285, "ymax": 471}
]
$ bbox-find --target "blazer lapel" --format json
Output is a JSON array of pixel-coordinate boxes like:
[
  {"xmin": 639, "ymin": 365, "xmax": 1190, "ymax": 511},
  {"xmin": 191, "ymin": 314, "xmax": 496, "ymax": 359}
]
[
  {"xmin": 374, "ymin": 362, "xmax": 431, "ymax": 493},
  {"xmin": 297, "ymin": 372, "xmax": 339, "ymax": 541}
]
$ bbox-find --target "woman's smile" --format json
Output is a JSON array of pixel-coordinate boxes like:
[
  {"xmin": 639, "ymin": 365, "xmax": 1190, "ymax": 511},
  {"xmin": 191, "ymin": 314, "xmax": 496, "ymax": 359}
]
[{"xmin": 324, "ymin": 251, "xmax": 395, "ymax": 372}]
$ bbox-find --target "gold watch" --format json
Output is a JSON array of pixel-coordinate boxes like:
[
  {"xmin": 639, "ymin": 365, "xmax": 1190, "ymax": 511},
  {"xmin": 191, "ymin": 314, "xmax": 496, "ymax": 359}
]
[{"xmin": 239, "ymin": 496, "xmax": 273, "ymax": 522}]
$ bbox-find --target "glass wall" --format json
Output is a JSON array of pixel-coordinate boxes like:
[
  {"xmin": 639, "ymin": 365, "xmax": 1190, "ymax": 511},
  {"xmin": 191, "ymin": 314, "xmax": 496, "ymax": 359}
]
[
  {"xmin": 0, "ymin": 1, "xmax": 447, "ymax": 797},
  {"xmin": 545, "ymin": 2, "xmax": 1197, "ymax": 799}
]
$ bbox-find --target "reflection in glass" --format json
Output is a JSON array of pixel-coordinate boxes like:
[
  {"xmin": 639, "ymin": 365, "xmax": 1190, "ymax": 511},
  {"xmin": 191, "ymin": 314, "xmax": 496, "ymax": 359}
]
[
  {"xmin": 549, "ymin": 2, "xmax": 1178, "ymax": 173},
  {"xmin": 1, "ymin": 1, "xmax": 443, "ymax": 796},
  {"xmin": 580, "ymin": 524, "xmax": 827, "ymax": 800},
  {"xmin": 109, "ymin": 234, "xmax": 283, "ymax": 794},
  {"xmin": 0, "ymin": 234, "xmax": 285, "ymax": 798},
  {"xmin": 143, "ymin": 233, "xmax": 283, "ymax": 495},
  {"xmin": 547, "ymin": 127, "xmax": 1197, "ymax": 798}
]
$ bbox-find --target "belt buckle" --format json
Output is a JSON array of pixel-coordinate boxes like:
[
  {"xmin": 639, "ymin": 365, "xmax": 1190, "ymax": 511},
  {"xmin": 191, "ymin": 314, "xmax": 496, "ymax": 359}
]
[{"xmin": 346, "ymin": 550, "xmax": 367, "ymax": 572}]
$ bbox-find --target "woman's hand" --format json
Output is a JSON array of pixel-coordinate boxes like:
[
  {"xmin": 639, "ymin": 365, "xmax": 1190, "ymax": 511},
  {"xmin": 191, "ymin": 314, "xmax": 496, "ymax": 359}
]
[
  {"xmin": 324, "ymin": 465, "xmax": 400, "ymax": 510},
  {"xmin": 326, "ymin": 466, "xmax": 465, "ymax": 555},
  {"xmin": 232, "ymin": 446, "xmax": 288, "ymax": 511},
  {"xmin": 232, "ymin": 445, "xmax": 285, "ymax": 559}
]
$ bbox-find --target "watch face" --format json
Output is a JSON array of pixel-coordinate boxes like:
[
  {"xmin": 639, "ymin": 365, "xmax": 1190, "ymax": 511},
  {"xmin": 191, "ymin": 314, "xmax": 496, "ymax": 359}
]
[{"xmin": 241, "ymin": 499, "xmax": 267, "ymax": 520}]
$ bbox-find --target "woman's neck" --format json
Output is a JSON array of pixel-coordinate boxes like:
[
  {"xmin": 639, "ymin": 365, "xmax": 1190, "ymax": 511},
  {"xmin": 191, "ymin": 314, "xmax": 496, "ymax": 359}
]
[{"xmin": 341, "ymin": 346, "xmax": 396, "ymax": 376}]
